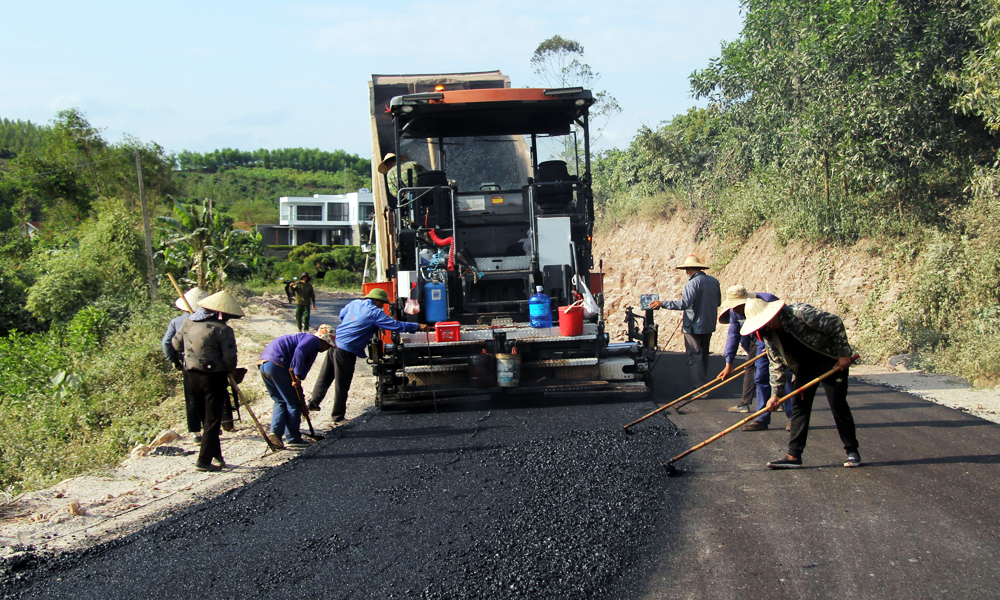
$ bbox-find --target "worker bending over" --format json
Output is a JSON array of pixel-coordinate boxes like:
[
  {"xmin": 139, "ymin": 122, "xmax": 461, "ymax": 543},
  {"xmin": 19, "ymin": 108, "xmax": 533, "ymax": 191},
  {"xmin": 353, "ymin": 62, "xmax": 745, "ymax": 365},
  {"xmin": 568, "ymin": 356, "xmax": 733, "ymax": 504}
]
[
  {"xmin": 740, "ymin": 298, "xmax": 861, "ymax": 469},
  {"xmin": 718, "ymin": 285, "xmax": 793, "ymax": 432},
  {"xmin": 258, "ymin": 325, "xmax": 335, "ymax": 449}
]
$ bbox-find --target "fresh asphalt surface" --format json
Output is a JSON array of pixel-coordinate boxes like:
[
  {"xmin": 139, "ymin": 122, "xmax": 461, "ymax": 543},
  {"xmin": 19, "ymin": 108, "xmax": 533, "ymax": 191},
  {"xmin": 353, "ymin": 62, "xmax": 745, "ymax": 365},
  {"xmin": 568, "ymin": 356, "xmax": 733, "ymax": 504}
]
[{"xmin": 3, "ymin": 345, "xmax": 1000, "ymax": 598}]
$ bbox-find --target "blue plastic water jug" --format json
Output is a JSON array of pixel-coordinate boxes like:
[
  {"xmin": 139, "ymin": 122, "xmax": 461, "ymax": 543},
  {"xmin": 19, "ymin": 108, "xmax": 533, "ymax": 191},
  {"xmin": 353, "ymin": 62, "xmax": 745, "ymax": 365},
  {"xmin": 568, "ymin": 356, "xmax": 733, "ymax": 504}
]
[
  {"xmin": 528, "ymin": 286, "xmax": 552, "ymax": 328},
  {"xmin": 424, "ymin": 280, "xmax": 448, "ymax": 323}
]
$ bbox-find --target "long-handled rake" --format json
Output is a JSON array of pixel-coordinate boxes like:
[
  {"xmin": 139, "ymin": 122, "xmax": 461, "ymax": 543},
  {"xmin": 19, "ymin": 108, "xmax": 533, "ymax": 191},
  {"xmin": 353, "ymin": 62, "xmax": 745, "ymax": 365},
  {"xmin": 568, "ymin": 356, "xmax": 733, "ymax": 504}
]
[
  {"xmin": 623, "ymin": 352, "xmax": 765, "ymax": 434},
  {"xmin": 167, "ymin": 274, "xmax": 281, "ymax": 453},
  {"xmin": 661, "ymin": 354, "xmax": 860, "ymax": 476}
]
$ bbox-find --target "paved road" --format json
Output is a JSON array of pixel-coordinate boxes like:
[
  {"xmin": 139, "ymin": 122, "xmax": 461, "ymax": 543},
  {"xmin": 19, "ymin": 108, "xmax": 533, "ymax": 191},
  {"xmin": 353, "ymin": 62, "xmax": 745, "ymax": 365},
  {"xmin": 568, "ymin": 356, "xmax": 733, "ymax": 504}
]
[
  {"xmin": 2, "ymin": 353, "xmax": 999, "ymax": 599},
  {"xmin": 637, "ymin": 355, "xmax": 1000, "ymax": 599}
]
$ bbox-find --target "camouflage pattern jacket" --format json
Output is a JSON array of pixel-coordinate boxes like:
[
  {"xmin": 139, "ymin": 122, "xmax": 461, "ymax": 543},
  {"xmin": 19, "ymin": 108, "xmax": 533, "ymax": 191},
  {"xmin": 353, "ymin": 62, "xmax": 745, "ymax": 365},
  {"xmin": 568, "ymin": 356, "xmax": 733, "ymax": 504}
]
[
  {"xmin": 760, "ymin": 303, "xmax": 853, "ymax": 390},
  {"xmin": 387, "ymin": 161, "xmax": 426, "ymax": 197}
]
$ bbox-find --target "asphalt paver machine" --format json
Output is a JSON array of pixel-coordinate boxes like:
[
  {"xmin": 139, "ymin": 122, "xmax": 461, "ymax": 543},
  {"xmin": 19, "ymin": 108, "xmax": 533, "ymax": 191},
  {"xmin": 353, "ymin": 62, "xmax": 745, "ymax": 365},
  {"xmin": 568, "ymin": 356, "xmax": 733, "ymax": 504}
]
[{"xmin": 368, "ymin": 72, "xmax": 655, "ymax": 408}]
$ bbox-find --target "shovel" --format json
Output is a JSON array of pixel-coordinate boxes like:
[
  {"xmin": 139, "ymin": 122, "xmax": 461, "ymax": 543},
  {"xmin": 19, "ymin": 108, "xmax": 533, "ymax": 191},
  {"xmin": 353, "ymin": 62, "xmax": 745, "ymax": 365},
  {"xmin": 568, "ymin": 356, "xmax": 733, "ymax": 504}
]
[
  {"xmin": 661, "ymin": 354, "xmax": 860, "ymax": 476},
  {"xmin": 623, "ymin": 352, "xmax": 765, "ymax": 433},
  {"xmin": 291, "ymin": 372, "xmax": 323, "ymax": 440}
]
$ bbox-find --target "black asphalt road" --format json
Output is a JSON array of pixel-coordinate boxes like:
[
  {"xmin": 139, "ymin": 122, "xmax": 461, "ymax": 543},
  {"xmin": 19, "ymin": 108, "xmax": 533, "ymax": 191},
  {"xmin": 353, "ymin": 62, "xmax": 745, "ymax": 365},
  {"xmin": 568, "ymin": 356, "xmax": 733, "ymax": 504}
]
[{"xmin": 3, "ymin": 353, "xmax": 999, "ymax": 599}]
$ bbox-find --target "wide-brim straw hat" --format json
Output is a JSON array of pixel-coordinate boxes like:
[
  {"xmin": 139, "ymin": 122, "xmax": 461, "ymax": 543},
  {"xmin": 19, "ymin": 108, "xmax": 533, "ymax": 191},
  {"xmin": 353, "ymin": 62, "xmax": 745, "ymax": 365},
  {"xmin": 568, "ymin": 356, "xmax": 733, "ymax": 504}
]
[
  {"xmin": 676, "ymin": 254, "xmax": 709, "ymax": 270},
  {"xmin": 739, "ymin": 298, "xmax": 785, "ymax": 336},
  {"xmin": 719, "ymin": 284, "xmax": 757, "ymax": 319},
  {"xmin": 314, "ymin": 323, "xmax": 335, "ymax": 346},
  {"xmin": 377, "ymin": 153, "xmax": 410, "ymax": 174},
  {"xmin": 176, "ymin": 286, "xmax": 208, "ymax": 312},
  {"xmin": 364, "ymin": 288, "xmax": 390, "ymax": 303},
  {"xmin": 197, "ymin": 290, "xmax": 245, "ymax": 317}
]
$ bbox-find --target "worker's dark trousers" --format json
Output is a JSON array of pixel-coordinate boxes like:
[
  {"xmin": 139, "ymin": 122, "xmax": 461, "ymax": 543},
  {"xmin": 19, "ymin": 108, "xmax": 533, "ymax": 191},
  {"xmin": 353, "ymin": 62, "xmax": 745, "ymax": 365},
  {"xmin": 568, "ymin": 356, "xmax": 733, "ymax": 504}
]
[
  {"xmin": 754, "ymin": 340, "xmax": 793, "ymax": 425},
  {"xmin": 684, "ymin": 332, "xmax": 712, "ymax": 388},
  {"xmin": 310, "ymin": 350, "xmax": 336, "ymax": 407},
  {"xmin": 182, "ymin": 370, "xmax": 203, "ymax": 433},
  {"xmin": 187, "ymin": 370, "xmax": 227, "ymax": 465},
  {"xmin": 740, "ymin": 358, "xmax": 756, "ymax": 405},
  {"xmin": 331, "ymin": 348, "xmax": 357, "ymax": 420},
  {"xmin": 296, "ymin": 304, "xmax": 311, "ymax": 331},
  {"xmin": 787, "ymin": 356, "xmax": 858, "ymax": 458}
]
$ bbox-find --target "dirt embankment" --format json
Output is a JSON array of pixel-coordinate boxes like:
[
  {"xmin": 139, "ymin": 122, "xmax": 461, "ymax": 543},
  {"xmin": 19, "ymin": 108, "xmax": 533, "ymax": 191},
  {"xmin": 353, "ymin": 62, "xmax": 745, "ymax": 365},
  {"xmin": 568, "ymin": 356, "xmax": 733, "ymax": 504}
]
[
  {"xmin": 594, "ymin": 210, "xmax": 1000, "ymax": 423},
  {"xmin": 595, "ymin": 211, "xmax": 906, "ymax": 355}
]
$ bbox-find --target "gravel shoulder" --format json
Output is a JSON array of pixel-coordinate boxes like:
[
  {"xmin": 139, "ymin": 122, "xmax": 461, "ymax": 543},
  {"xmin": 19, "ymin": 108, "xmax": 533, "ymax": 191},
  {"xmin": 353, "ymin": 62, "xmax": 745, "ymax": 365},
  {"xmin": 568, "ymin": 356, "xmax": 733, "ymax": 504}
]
[{"xmin": 0, "ymin": 291, "xmax": 367, "ymax": 558}]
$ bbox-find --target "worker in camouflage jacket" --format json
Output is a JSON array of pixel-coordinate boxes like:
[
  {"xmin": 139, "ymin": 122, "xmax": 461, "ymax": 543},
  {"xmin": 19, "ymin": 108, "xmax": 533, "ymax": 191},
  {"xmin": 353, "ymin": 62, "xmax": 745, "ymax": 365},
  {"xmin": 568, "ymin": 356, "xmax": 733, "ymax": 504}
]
[{"xmin": 739, "ymin": 298, "xmax": 861, "ymax": 470}]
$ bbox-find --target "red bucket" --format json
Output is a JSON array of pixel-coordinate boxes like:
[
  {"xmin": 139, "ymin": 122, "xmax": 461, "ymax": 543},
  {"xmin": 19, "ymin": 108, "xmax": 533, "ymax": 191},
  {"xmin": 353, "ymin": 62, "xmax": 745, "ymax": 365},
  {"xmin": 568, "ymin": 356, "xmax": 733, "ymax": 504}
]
[{"xmin": 558, "ymin": 305, "xmax": 584, "ymax": 337}]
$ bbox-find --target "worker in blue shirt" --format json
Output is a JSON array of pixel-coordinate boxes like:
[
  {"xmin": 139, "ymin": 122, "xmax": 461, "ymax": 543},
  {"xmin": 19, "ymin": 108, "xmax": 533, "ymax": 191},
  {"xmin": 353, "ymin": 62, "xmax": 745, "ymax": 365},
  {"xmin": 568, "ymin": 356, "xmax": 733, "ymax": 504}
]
[
  {"xmin": 718, "ymin": 285, "xmax": 793, "ymax": 431},
  {"xmin": 324, "ymin": 288, "xmax": 427, "ymax": 423},
  {"xmin": 258, "ymin": 325, "xmax": 335, "ymax": 449}
]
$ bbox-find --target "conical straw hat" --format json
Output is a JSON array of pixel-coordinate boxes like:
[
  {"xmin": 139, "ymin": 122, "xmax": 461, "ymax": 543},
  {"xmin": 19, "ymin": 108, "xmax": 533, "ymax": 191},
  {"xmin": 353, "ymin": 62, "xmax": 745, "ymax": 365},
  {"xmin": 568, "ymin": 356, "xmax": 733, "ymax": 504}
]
[
  {"xmin": 675, "ymin": 254, "xmax": 709, "ymax": 270},
  {"xmin": 175, "ymin": 287, "xmax": 209, "ymax": 312},
  {"xmin": 197, "ymin": 290, "xmax": 245, "ymax": 317},
  {"xmin": 739, "ymin": 298, "xmax": 785, "ymax": 336}
]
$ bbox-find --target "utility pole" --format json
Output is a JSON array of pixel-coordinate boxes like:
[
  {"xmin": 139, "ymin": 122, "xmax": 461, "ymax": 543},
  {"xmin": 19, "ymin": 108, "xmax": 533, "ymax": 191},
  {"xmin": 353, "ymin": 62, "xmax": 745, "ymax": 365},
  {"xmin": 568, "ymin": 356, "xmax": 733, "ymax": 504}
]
[{"xmin": 135, "ymin": 149, "xmax": 157, "ymax": 301}]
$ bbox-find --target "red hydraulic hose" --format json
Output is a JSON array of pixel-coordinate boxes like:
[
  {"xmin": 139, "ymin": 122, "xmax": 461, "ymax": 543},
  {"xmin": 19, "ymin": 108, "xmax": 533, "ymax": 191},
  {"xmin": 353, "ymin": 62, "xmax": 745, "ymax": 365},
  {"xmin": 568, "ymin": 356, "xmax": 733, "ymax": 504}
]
[{"xmin": 428, "ymin": 228, "xmax": 455, "ymax": 271}]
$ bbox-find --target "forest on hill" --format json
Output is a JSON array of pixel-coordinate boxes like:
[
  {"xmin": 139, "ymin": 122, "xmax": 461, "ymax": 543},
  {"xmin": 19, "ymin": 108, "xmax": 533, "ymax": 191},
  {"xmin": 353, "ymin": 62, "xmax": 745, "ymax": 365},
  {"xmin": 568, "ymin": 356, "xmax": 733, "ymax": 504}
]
[
  {"xmin": 0, "ymin": 110, "xmax": 371, "ymax": 494},
  {"xmin": 593, "ymin": 0, "xmax": 1000, "ymax": 386}
]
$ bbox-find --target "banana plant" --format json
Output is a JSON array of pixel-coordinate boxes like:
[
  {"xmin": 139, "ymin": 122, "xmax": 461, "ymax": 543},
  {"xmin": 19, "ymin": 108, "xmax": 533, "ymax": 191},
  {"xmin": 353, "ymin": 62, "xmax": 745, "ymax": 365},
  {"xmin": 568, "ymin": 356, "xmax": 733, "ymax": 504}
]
[{"xmin": 156, "ymin": 198, "xmax": 251, "ymax": 291}]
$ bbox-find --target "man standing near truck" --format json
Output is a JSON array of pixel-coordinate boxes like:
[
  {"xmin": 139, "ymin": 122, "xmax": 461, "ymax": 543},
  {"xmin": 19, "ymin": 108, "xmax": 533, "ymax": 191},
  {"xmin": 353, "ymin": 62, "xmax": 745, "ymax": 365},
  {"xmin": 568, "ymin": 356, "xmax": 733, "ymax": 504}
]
[
  {"xmin": 649, "ymin": 254, "xmax": 722, "ymax": 388},
  {"xmin": 326, "ymin": 288, "xmax": 427, "ymax": 424}
]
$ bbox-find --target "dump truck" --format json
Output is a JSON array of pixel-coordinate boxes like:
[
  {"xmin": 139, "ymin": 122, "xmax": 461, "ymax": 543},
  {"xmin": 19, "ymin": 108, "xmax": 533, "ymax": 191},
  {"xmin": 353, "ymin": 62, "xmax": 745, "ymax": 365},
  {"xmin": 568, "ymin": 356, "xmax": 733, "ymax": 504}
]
[{"xmin": 367, "ymin": 71, "xmax": 656, "ymax": 408}]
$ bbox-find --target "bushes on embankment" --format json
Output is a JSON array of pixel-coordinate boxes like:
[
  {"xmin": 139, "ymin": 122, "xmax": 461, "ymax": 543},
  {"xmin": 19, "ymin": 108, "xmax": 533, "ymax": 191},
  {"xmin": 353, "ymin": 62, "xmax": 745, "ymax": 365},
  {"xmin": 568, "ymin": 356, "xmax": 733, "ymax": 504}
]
[{"xmin": 593, "ymin": 0, "xmax": 1000, "ymax": 386}]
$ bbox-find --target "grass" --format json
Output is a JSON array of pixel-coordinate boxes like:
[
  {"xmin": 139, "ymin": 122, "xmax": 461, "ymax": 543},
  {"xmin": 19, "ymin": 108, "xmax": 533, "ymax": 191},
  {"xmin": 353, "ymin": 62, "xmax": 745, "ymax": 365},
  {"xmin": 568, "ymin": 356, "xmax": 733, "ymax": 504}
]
[{"xmin": 0, "ymin": 300, "xmax": 182, "ymax": 495}]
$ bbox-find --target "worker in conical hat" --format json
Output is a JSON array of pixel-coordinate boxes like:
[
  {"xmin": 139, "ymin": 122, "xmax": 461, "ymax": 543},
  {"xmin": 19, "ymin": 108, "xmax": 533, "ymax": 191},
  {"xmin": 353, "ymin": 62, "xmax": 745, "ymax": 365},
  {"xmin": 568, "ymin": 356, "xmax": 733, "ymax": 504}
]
[
  {"xmin": 172, "ymin": 289, "xmax": 244, "ymax": 472},
  {"xmin": 648, "ymin": 254, "xmax": 721, "ymax": 388},
  {"xmin": 739, "ymin": 298, "xmax": 861, "ymax": 469},
  {"xmin": 162, "ymin": 286, "xmax": 209, "ymax": 442}
]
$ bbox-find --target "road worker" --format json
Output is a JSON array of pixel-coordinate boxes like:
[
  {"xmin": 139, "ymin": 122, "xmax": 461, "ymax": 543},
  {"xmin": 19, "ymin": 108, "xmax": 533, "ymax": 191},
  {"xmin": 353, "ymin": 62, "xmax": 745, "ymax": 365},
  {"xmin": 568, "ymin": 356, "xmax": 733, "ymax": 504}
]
[
  {"xmin": 740, "ymin": 298, "xmax": 861, "ymax": 469},
  {"xmin": 649, "ymin": 254, "xmax": 722, "ymax": 388},
  {"xmin": 172, "ymin": 290, "xmax": 243, "ymax": 472}
]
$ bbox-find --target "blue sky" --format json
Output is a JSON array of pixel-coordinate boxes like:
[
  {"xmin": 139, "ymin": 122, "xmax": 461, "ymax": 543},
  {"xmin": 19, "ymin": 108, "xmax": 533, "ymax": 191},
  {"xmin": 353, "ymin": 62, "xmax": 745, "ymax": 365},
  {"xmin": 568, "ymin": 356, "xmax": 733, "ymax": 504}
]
[{"xmin": 1, "ymin": 0, "xmax": 744, "ymax": 159}]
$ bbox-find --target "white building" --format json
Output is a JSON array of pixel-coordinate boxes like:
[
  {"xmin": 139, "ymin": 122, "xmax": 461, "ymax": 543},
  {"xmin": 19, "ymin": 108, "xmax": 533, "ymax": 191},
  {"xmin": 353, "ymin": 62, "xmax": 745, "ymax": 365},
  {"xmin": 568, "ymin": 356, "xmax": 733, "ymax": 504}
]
[{"xmin": 258, "ymin": 189, "xmax": 375, "ymax": 247}]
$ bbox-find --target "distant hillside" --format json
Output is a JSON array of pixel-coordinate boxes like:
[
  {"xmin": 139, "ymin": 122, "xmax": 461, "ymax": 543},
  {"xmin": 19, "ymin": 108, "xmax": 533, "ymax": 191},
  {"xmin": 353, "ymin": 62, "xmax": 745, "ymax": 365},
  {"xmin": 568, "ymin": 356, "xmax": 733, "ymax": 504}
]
[
  {"xmin": 0, "ymin": 118, "xmax": 49, "ymax": 159},
  {"xmin": 177, "ymin": 147, "xmax": 370, "ymax": 175},
  {"xmin": 174, "ymin": 164, "xmax": 373, "ymax": 230}
]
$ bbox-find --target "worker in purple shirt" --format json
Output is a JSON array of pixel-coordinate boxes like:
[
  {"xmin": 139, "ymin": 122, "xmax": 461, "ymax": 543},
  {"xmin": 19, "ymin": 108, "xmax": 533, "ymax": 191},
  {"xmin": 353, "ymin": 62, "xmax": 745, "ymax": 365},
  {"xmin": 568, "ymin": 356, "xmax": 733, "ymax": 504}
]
[
  {"xmin": 326, "ymin": 288, "xmax": 427, "ymax": 424},
  {"xmin": 718, "ymin": 285, "xmax": 793, "ymax": 431},
  {"xmin": 258, "ymin": 325, "xmax": 334, "ymax": 449}
]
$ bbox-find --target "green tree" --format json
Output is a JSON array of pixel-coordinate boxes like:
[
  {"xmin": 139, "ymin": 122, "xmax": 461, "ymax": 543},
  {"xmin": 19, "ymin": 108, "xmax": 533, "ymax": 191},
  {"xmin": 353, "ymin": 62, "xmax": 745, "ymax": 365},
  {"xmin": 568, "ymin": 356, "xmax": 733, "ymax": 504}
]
[{"xmin": 531, "ymin": 35, "xmax": 622, "ymax": 163}]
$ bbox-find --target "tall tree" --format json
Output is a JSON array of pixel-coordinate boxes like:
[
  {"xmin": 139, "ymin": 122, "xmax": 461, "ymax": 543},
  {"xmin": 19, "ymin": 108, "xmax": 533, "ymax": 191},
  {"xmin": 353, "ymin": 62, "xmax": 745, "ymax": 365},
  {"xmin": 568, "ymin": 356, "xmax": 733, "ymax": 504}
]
[{"xmin": 531, "ymin": 35, "xmax": 622, "ymax": 164}]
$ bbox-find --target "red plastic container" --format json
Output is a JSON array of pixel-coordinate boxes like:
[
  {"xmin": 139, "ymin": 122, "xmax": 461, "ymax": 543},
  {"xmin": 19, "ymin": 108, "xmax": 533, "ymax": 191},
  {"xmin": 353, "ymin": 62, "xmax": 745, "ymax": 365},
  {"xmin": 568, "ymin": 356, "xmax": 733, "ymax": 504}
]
[
  {"xmin": 435, "ymin": 321, "xmax": 461, "ymax": 343},
  {"xmin": 558, "ymin": 305, "xmax": 584, "ymax": 337}
]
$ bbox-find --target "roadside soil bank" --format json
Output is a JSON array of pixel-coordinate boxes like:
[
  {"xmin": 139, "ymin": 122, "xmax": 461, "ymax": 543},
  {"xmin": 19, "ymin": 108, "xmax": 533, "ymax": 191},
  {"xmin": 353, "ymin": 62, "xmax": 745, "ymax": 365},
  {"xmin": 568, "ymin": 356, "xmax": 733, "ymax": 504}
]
[
  {"xmin": 593, "ymin": 211, "xmax": 1000, "ymax": 424},
  {"xmin": 0, "ymin": 291, "xmax": 372, "ymax": 558}
]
